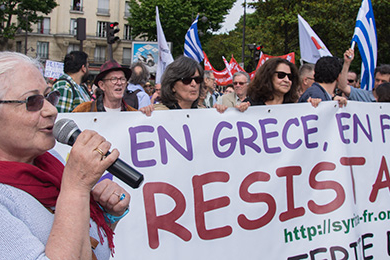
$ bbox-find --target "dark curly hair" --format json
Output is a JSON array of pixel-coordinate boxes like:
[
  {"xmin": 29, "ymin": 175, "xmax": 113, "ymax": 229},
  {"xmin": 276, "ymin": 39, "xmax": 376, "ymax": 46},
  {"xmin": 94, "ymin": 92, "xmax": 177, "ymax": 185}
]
[
  {"xmin": 375, "ymin": 64, "xmax": 390, "ymax": 77},
  {"xmin": 160, "ymin": 56, "xmax": 204, "ymax": 108},
  {"xmin": 376, "ymin": 82, "xmax": 390, "ymax": 102},
  {"xmin": 314, "ymin": 56, "xmax": 342, "ymax": 83},
  {"xmin": 63, "ymin": 51, "xmax": 88, "ymax": 74},
  {"xmin": 247, "ymin": 58, "xmax": 299, "ymax": 104}
]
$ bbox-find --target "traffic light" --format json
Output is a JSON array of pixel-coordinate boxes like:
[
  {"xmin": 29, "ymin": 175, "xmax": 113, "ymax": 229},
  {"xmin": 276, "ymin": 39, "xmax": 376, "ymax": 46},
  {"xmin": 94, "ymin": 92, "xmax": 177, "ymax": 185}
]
[
  {"xmin": 253, "ymin": 45, "xmax": 263, "ymax": 63},
  {"xmin": 76, "ymin": 18, "xmax": 86, "ymax": 41},
  {"xmin": 107, "ymin": 22, "xmax": 120, "ymax": 44}
]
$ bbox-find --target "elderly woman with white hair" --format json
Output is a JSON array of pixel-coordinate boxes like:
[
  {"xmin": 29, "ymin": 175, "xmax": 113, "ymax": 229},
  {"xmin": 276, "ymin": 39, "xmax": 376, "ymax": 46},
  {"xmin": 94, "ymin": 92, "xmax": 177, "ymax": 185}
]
[{"xmin": 0, "ymin": 52, "xmax": 130, "ymax": 259}]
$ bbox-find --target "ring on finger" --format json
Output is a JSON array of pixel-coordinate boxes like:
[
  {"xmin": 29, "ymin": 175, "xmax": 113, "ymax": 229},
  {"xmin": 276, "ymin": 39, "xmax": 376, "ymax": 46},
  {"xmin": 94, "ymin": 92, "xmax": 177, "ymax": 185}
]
[
  {"xmin": 113, "ymin": 191, "xmax": 126, "ymax": 201},
  {"xmin": 93, "ymin": 147, "xmax": 105, "ymax": 160}
]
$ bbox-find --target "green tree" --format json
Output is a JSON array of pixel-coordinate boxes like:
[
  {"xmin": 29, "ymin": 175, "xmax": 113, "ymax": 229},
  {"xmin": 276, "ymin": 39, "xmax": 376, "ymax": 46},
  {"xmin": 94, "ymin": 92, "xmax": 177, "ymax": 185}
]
[
  {"xmin": 127, "ymin": 0, "xmax": 235, "ymax": 58},
  {"xmin": 0, "ymin": 0, "xmax": 57, "ymax": 50},
  {"xmin": 244, "ymin": 0, "xmax": 362, "ymax": 60},
  {"xmin": 205, "ymin": 0, "xmax": 389, "ymax": 74}
]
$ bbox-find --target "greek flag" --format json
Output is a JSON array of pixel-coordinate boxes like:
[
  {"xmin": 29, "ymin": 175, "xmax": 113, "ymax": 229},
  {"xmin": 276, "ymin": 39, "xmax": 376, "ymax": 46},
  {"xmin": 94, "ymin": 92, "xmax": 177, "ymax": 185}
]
[
  {"xmin": 184, "ymin": 15, "xmax": 204, "ymax": 63},
  {"xmin": 351, "ymin": 0, "xmax": 377, "ymax": 90}
]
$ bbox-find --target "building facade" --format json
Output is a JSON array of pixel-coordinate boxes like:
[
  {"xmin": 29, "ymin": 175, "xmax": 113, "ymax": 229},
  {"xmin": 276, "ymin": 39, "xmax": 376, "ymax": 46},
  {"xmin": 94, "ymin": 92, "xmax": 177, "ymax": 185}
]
[{"xmin": 12, "ymin": 0, "xmax": 141, "ymax": 74}]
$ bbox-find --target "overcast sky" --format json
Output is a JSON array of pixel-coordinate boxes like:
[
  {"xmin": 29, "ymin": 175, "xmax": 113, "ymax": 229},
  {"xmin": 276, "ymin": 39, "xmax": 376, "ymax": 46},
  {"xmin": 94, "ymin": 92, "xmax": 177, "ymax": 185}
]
[{"xmin": 217, "ymin": 0, "xmax": 256, "ymax": 33}]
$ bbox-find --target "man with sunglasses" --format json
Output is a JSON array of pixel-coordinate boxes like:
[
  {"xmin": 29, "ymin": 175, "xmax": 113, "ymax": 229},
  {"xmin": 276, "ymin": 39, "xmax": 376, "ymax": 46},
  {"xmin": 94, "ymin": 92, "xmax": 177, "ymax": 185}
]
[
  {"xmin": 220, "ymin": 71, "xmax": 250, "ymax": 107},
  {"xmin": 347, "ymin": 71, "xmax": 359, "ymax": 88},
  {"xmin": 52, "ymin": 51, "xmax": 91, "ymax": 112},
  {"xmin": 338, "ymin": 56, "xmax": 390, "ymax": 102}
]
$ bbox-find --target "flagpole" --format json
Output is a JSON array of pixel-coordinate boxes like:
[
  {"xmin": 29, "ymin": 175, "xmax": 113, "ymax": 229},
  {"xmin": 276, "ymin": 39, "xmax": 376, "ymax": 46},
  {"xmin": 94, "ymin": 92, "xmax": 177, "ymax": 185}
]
[
  {"xmin": 348, "ymin": 42, "xmax": 355, "ymax": 59},
  {"xmin": 241, "ymin": 0, "xmax": 246, "ymax": 67}
]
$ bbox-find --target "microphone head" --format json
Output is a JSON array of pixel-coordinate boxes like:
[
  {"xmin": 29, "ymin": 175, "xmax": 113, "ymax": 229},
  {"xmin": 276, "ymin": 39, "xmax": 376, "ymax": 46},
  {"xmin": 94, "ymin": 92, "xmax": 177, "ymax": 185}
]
[{"xmin": 53, "ymin": 118, "xmax": 79, "ymax": 145}]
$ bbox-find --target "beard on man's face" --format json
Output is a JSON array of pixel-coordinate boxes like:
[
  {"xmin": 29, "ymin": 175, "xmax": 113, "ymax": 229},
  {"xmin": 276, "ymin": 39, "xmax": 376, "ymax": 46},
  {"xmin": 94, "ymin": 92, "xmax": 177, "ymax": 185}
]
[{"xmin": 81, "ymin": 69, "xmax": 90, "ymax": 84}]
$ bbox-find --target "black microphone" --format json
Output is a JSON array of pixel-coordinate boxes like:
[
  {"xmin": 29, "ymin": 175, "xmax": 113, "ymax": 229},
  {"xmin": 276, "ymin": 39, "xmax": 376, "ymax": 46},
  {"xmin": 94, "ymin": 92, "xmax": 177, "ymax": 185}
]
[{"xmin": 53, "ymin": 118, "xmax": 144, "ymax": 189}]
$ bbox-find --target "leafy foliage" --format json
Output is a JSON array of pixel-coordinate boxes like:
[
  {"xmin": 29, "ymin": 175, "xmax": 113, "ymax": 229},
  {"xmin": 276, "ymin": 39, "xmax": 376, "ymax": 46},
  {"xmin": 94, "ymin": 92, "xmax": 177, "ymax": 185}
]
[
  {"xmin": 0, "ymin": 0, "xmax": 57, "ymax": 49},
  {"xmin": 127, "ymin": 0, "xmax": 235, "ymax": 58},
  {"xmin": 204, "ymin": 0, "xmax": 390, "ymax": 74}
]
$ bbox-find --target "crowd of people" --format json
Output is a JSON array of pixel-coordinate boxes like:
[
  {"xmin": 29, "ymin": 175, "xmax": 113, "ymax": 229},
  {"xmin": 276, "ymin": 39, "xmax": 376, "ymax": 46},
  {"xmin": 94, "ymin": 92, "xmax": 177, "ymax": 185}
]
[
  {"xmin": 0, "ymin": 47, "xmax": 389, "ymax": 259},
  {"xmin": 50, "ymin": 48, "xmax": 390, "ymax": 116}
]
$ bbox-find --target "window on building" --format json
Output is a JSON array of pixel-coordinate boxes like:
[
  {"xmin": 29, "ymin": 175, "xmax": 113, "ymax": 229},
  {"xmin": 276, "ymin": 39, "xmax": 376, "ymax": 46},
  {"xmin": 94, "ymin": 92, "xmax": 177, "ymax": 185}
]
[
  {"xmin": 70, "ymin": 19, "xmax": 77, "ymax": 35},
  {"xmin": 37, "ymin": 42, "xmax": 49, "ymax": 59},
  {"xmin": 72, "ymin": 0, "xmax": 83, "ymax": 11},
  {"xmin": 97, "ymin": 0, "xmax": 109, "ymax": 15},
  {"xmin": 37, "ymin": 18, "xmax": 50, "ymax": 34},
  {"xmin": 67, "ymin": 44, "xmax": 80, "ymax": 53},
  {"xmin": 122, "ymin": 48, "xmax": 131, "ymax": 65},
  {"xmin": 94, "ymin": 46, "xmax": 106, "ymax": 63},
  {"xmin": 123, "ymin": 24, "xmax": 132, "ymax": 40},
  {"xmin": 97, "ymin": 21, "xmax": 107, "ymax": 38},
  {"xmin": 124, "ymin": 1, "xmax": 131, "ymax": 17},
  {"xmin": 16, "ymin": 41, "xmax": 22, "ymax": 53}
]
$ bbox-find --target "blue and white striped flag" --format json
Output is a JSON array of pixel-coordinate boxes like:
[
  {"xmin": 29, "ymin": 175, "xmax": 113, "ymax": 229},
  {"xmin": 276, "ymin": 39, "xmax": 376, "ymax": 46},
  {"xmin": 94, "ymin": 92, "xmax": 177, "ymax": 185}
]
[
  {"xmin": 351, "ymin": 0, "xmax": 377, "ymax": 90},
  {"xmin": 184, "ymin": 15, "xmax": 204, "ymax": 63}
]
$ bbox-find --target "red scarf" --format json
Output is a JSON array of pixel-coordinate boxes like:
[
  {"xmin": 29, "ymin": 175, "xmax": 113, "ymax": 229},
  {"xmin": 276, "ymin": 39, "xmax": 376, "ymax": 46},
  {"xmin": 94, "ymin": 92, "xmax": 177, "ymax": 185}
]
[{"xmin": 0, "ymin": 152, "xmax": 114, "ymax": 254}]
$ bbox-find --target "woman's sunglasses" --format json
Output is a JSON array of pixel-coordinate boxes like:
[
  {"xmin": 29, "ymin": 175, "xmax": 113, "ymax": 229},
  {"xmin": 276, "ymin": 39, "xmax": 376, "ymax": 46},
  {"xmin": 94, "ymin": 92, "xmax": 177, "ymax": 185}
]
[
  {"xmin": 0, "ymin": 90, "xmax": 60, "ymax": 111},
  {"xmin": 178, "ymin": 76, "xmax": 203, "ymax": 85},
  {"xmin": 275, "ymin": 71, "xmax": 293, "ymax": 81}
]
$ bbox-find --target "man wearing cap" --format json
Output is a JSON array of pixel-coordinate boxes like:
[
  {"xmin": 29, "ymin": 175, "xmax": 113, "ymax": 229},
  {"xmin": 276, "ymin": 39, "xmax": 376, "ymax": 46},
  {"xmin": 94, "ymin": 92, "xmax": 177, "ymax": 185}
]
[
  {"xmin": 52, "ymin": 51, "xmax": 91, "ymax": 112},
  {"xmin": 73, "ymin": 60, "xmax": 137, "ymax": 112}
]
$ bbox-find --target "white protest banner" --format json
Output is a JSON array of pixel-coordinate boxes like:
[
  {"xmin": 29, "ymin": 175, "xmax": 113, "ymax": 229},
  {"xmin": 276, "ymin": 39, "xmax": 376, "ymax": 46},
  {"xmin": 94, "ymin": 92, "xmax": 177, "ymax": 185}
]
[
  {"xmin": 54, "ymin": 101, "xmax": 390, "ymax": 259},
  {"xmin": 44, "ymin": 60, "xmax": 64, "ymax": 79}
]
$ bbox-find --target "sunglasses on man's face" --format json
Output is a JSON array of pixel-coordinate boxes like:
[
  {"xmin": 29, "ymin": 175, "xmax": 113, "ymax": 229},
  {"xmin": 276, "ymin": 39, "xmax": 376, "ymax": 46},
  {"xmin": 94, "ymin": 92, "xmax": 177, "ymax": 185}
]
[
  {"xmin": 0, "ymin": 90, "xmax": 60, "ymax": 111},
  {"xmin": 275, "ymin": 71, "xmax": 293, "ymax": 81},
  {"xmin": 179, "ymin": 76, "xmax": 203, "ymax": 85},
  {"xmin": 233, "ymin": 81, "xmax": 247, "ymax": 86}
]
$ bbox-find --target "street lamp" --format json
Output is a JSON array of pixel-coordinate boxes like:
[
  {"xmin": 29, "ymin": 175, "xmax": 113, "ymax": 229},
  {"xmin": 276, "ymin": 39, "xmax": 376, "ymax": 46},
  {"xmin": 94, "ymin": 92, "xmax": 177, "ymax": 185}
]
[{"xmin": 24, "ymin": 14, "xmax": 29, "ymax": 55}]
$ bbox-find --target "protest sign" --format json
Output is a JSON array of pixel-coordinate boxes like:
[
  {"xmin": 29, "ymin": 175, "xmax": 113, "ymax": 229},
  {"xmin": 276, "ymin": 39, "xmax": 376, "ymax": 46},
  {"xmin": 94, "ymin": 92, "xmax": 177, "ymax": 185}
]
[
  {"xmin": 54, "ymin": 101, "xmax": 390, "ymax": 259},
  {"xmin": 44, "ymin": 60, "xmax": 64, "ymax": 79}
]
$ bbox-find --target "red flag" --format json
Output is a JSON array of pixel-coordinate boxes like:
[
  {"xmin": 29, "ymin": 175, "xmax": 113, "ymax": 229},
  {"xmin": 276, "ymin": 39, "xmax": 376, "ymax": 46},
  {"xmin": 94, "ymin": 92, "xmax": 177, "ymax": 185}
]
[{"xmin": 203, "ymin": 52, "xmax": 295, "ymax": 86}]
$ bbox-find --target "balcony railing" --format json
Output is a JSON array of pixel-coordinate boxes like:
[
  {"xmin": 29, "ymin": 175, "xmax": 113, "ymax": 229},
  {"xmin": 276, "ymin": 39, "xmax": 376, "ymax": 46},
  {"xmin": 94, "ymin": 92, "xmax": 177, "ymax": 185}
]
[
  {"xmin": 37, "ymin": 29, "xmax": 50, "ymax": 35},
  {"xmin": 94, "ymin": 57, "xmax": 106, "ymax": 63},
  {"xmin": 37, "ymin": 52, "xmax": 49, "ymax": 60},
  {"xmin": 96, "ymin": 31, "xmax": 107, "ymax": 38}
]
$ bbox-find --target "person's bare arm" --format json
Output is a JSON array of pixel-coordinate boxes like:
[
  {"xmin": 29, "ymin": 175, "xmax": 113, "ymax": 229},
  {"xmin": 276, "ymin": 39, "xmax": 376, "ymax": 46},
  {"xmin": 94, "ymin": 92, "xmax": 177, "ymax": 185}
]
[
  {"xmin": 45, "ymin": 130, "xmax": 119, "ymax": 259},
  {"xmin": 338, "ymin": 48, "xmax": 354, "ymax": 97}
]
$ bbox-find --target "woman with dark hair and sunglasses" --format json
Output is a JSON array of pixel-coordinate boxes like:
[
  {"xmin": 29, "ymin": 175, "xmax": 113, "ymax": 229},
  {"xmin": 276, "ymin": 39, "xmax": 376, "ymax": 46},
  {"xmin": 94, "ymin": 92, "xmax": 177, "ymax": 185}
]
[
  {"xmin": 155, "ymin": 56, "xmax": 204, "ymax": 110},
  {"xmin": 0, "ymin": 52, "xmax": 130, "ymax": 259},
  {"xmin": 246, "ymin": 58, "xmax": 300, "ymax": 106}
]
